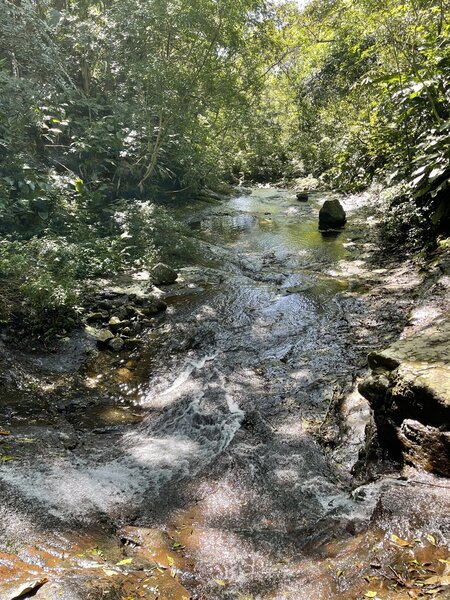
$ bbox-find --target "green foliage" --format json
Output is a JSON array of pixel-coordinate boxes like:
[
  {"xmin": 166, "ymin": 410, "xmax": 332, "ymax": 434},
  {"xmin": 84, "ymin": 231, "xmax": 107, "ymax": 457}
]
[
  {"xmin": 0, "ymin": 237, "xmax": 81, "ymax": 335},
  {"xmin": 1, "ymin": 0, "xmax": 449, "ymax": 337},
  {"xmin": 0, "ymin": 192, "xmax": 194, "ymax": 336},
  {"xmin": 377, "ymin": 184, "xmax": 428, "ymax": 251},
  {"xmin": 249, "ymin": 0, "xmax": 450, "ymax": 235}
]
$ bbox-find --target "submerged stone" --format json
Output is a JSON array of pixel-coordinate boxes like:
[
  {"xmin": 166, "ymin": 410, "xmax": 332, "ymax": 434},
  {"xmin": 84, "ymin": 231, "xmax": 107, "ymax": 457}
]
[{"xmin": 296, "ymin": 191, "xmax": 309, "ymax": 202}]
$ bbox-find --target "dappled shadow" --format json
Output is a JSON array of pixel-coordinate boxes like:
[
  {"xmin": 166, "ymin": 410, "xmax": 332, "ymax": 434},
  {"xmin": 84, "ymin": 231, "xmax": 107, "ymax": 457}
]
[{"xmin": 0, "ymin": 187, "xmax": 442, "ymax": 599}]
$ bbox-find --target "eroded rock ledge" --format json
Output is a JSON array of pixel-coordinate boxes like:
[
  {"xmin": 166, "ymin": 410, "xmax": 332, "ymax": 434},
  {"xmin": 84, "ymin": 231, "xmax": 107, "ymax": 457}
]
[{"xmin": 359, "ymin": 318, "xmax": 450, "ymax": 476}]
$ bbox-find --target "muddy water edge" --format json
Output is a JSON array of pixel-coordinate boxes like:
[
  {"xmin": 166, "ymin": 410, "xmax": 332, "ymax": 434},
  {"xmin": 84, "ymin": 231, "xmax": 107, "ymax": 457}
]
[{"xmin": 0, "ymin": 187, "xmax": 449, "ymax": 600}]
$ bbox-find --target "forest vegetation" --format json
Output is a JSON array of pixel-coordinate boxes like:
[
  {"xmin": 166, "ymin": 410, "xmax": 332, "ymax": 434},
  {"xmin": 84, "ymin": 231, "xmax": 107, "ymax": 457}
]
[{"xmin": 0, "ymin": 0, "xmax": 449, "ymax": 336}]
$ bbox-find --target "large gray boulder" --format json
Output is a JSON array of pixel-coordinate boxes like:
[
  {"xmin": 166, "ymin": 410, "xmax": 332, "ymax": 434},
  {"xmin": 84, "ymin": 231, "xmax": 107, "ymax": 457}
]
[
  {"xmin": 359, "ymin": 319, "xmax": 450, "ymax": 475},
  {"xmin": 319, "ymin": 199, "xmax": 346, "ymax": 229},
  {"xmin": 150, "ymin": 263, "xmax": 178, "ymax": 285}
]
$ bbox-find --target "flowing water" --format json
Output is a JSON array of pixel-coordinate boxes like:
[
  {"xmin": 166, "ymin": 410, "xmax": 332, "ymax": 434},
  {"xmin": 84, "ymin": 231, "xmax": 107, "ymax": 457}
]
[{"xmin": 4, "ymin": 187, "xmax": 445, "ymax": 599}]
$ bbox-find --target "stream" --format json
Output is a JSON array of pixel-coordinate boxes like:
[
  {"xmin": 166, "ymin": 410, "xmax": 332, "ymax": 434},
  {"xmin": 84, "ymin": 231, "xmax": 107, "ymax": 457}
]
[{"xmin": 1, "ymin": 187, "xmax": 447, "ymax": 599}]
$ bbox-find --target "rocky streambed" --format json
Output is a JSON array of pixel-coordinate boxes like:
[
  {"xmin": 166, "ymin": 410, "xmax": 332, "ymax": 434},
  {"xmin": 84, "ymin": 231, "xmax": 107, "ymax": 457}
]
[{"xmin": 0, "ymin": 187, "xmax": 449, "ymax": 599}]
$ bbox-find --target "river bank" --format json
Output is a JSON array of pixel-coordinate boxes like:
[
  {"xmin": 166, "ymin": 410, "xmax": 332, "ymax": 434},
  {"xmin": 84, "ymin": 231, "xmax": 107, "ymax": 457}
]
[{"xmin": 0, "ymin": 186, "xmax": 448, "ymax": 599}]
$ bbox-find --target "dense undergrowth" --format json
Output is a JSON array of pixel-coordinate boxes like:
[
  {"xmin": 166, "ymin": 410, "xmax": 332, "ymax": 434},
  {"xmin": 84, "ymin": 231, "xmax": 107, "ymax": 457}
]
[
  {"xmin": 0, "ymin": 193, "xmax": 194, "ymax": 336},
  {"xmin": 0, "ymin": 0, "xmax": 449, "ymax": 337}
]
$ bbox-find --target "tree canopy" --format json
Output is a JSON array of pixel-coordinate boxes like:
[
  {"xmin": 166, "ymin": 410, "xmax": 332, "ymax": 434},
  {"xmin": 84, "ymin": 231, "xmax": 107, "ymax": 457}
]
[{"xmin": 0, "ymin": 0, "xmax": 449, "ymax": 333}]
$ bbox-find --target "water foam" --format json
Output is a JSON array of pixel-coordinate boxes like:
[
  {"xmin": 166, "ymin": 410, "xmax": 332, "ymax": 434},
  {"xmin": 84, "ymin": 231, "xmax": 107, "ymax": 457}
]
[{"xmin": 1, "ymin": 354, "xmax": 243, "ymax": 520}]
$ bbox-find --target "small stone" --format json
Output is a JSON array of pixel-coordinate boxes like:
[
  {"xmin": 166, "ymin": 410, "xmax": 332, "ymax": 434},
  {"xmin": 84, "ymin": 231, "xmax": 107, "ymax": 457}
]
[
  {"xmin": 296, "ymin": 191, "xmax": 309, "ymax": 202},
  {"xmin": 126, "ymin": 305, "xmax": 144, "ymax": 317},
  {"xmin": 96, "ymin": 329, "xmax": 115, "ymax": 345},
  {"xmin": 108, "ymin": 337, "xmax": 125, "ymax": 352},
  {"xmin": 150, "ymin": 263, "xmax": 178, "ymax": 285},
  {"xmin": 108, "ymin": 316, "xmax": 122, "ymax": 332},
  {"xmin": 97, "ymin": 300, "xmax": 113, "ymax": 310},
  {"xmin": 141, "ymin": 296, "xmax": 168, "ymax": 313},
  {"xmin": 86, "ymin": 312, "xmax": 108, "ymax": 323},
  {"xmin": 113, "ymin": 307, "xmax": 128, "ymax": 320},
  {"xmin": 140, "ymin": 318, "xmax": 154, "ymax": 327},
  {"xmin": 142, "ymin": 301, "xmax": 167, "ymax": 316}
]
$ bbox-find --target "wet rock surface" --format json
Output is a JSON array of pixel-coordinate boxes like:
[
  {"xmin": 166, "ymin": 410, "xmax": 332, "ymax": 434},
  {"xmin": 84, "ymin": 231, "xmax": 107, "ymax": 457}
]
[
  {"xmin": 399, "ymin": 419, "xmax": 450, "ymax": 476},
  {"xmin": 360, "ymin": 318, "xmax": 450, "ymax": 475},
  {"xmin": 0, "ymin": 187, "xmax": 449, "ymax": 598}
]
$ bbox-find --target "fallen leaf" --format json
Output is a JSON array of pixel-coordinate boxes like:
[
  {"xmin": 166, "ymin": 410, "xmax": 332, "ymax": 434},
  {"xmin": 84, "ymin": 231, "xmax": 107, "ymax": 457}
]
[
  {"xmin": 426, "ymin": 534, "xmax": 436, "ymax": 546},
  {"xmin": 167, "ymin": 555, "xmax": 175, "ymax": 566},
  {"xmin": 214, "ymin": 578, "xmax": 226, "ymax": 586},
  {"xmin": 336, "ymin": 569, "xmax": 343, "ymax": 577},
  {"xmin": 103, "ymin": 569, "xmax": 119, "ymax": 576},
  {"xmin": 390, "ymin": 534, "xmax": 411, "ymax": 547},
  {"xmin": 9, "ymin": 578, "xmax": 48, "ymax": 598},
  {"xmin": 364, "ymin": 592, "xmax": 378, "ymax": 598},
  {"xmin": 1, "ymin": 455, "xmax": 15, "ymax": 462},
  {"xmin": 116, "ymin": 558, "xmax": 133, "ymax": 566},
  {"xmin": 0, "ymin": 431, "xmax": 10, "ymax": 436},
  {"xmin": 424, "ymin": 575, "xmax": 450, "ymax": 586}
]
